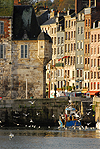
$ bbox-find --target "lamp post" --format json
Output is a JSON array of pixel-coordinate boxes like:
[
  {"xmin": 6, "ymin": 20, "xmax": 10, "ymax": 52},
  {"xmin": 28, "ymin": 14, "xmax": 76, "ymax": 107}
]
[
  {"xmin": 48, "ymin": 64, "xmax": 50, "ymax": 98},
  {"xmin": 9, "ymin": 62, "xmax": 12, "ymax": 99}
]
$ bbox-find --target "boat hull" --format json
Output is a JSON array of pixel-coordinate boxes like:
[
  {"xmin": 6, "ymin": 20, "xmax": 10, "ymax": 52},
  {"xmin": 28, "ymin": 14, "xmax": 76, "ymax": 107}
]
[{"xmin": 66, "ymin": 120, "xmax": 81, "ymax": 127}]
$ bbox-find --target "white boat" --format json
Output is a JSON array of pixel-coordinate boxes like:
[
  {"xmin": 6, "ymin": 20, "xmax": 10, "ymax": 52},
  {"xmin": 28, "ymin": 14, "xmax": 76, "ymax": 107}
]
[{"xmin": 96, "ymin": 122, "xmax": 100, "ymax": 129}]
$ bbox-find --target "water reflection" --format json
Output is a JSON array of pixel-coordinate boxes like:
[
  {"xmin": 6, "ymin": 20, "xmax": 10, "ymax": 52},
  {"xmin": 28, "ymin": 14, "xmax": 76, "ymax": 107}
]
[{"xmin": 0, "ymin": 127, "xmax": 100, "ymax": 138}]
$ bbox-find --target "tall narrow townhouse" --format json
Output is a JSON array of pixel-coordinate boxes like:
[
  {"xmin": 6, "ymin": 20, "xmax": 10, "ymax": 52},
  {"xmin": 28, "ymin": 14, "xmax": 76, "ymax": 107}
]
[
  {"xmin": 90, "ymin": 21, "xmax": 100, "ymax": 93},
  {"xmin": 75, "ymin": 10, "xmax": 85, "ymax": 92},
  {"xmin": 84, "ymin": 0, "xmax": 97, "ymax": 93},
  {"xmin": 41, "ymin": 11, "xmax": 65, "ymax": 96},
  {"xmin": 64, "ymin": 9, "xmax": 76, "ymax": 90},
  {"xmin": 84, "ymin": 7, "xmax": 91, "ymax": 92}
]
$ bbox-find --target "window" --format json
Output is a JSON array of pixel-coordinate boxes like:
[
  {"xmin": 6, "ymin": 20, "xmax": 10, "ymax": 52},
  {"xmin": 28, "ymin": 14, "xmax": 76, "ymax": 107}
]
[
  {"xmin": 80, "ymin": 41, "xmax": 83, "ymax": 49},
  {"xmin": 94, "ymin": 72, "xmax": 96, "ymax": 79},
  {"xmin": 68, "ymin": 57, "xmax": 70, "ymax": 65},
  {"xmin": 71, "ymin": 43, "xmax": 73, "ymax": 51},
  {"xmin": 98, "ymin": 34, "xmax": 100, "ymax": 42},
  {"xmin": 91, "ymin": 47, "xmax": 93, "ymax": 54},
  {"xmin": 54, "ymin": 37, "xmax": 56, "ymax": 45},
  {"xmin": 0, "ymin": 22, "xmax": 4, "ymax": 34},
  {"xmin": 68, "ymin": 32, "xmax": 70, "ymax": 40},
  {"xmin": 77, "ymin": 56, "xmax": 79, "ymax": 64},
  {"xmin": 89, "ymin": 19, "xmax": 90, "ymax": 26},
  {"xmin": 21, "ymin": 45, "xmax": 28, "ymax": 58},
  {"xmin": 88, "ymin": 32, "xmax": 90, "ymax": 39},
  {"xmin": 88, "ymin": 72, "xmax": 89, "ymax": 79},
  {"xmin": 88, "ymin": 58, "xmax": 90, "ymax": 64},
  {"xmin": 81, "ymin": 27, "xmax": 83, "ymax": 34},
  {"xmin": 91, "ymin": 59, "xmax": 93, "ymax": 67},
  {"xmin": 77, "ymin": 42, "xmax": 80, "ymax": 49},
  {"xmin": 0, "ymin": 44, "xmax": 4, "ymax": 58},
  {"xmin": 80, "ymin": 56, "xmax": 83, "ymax": 64},
  {"xmin": 86, "ymin": 19, "xmax": 87, "ymax": 26},
  {"xmin": 52, "ymin": 28, "xmax": 53, "ymax": 34},
  {"xmin": 65, "ymin": 44, "xmax": 67, "ymax": 52},
  {"xmin": 74, "ymin": 43, "xmax": 76, "ymax": 51},
  {"xmin": 91, "ymin": 35, "xmax": 93, "ymax": 42},
  {"xmin": 65, "ymin": 32, "xmax": 67, "ymax": 40},
  {"xmin": 54, "ymin": 48, "xmax": 56, "ymax": 55},
  {"xmin": 98, "ymin": 46, "xmax": 100, "ymax": 54},
  {"xmin": 85, "ymin": 44, "xmax": 87, "ymax": 53},
  {"xmin": 94, "ymin": 82, "xmax": 96, "ymax": 90},
  {"xmin": 71, "ymin": 21, "xmax": 73, "ymax": 26},
  {"xmin": 78, "ymin": 27, "xmax": 80, "ymax": 34},
  {"xmin": 69, "ymin": 20, "xmax": 70, "ymax": 27},
  {"xmin": 88, "ymin": 44, "xmax": 90, "ymax": 53},
  {"xmin": 74, "ymin": 31, "xmax": 75, "ymax": 38},
  {"xmin": 98, "ymin": 59, "xmax": 100, "ymax": 67},
  {"xmin": 80, "ymin": 70, "xmax": 82, "ymax": 77},
  {"xmin": 91, "ymin": 82, "xmax": 93, "ymax": 90},
  {"xmin": 98, "ymin": 72, "xmax": 100, "ymax": 79},
  {"xmin": 61, "ymin": 37, "xmax": 63, "ymax": 44},
  {"xmin": 74, "ymin": 56, "xmax": 75, "ymax": 64},
  {"xmin": 68, "ymin": 44, "xmax": 70, "ymax": 52},
  {"xmin": 94, "ymin": 59, "xmax": 96, "ymax": 67},
  {"xmin": 85, "ymin": 32, "xmax": 87, "ymax": 39},
  {"xmin": 71, "ymin": 57, "xmax": 72, "ymax": 65},
  {"xmin": 85, "ymin": 58, "xmax": 87, "ymax": 64},
  {"xmin": 66, "ymin": 21, "xmax": 67, "ymax": 28},
  {"xmin": 85, "ymin": 72, "xmax": 87, "ymax": 79},
  {"xmin": 77, "ymin": 69, "xmax": 79, "ymax": 77},
  {"xmin": 94, "ymin": 48, "xmax": 96, "ymax": 54},
  {"xmin": 91, "ymin": 72, "xmax": 93, "ymax": 79},
  {"xmin": 71, "ymin": 31, "xmax": 73, "ymax": 38},
  {"xmin": 58, "ymin": 37, "xmax": 60, "ymax": 44},
  {"xmin": 58, "ymin": 70, "xmax": 60, "ymax": 77},
  {"xmin": 61, "ymin": 47, "xmax": 63, "ymax": 54},
  {"xmin": 58, "ymin": 47, "xmax": 60, "ymax": 54},
  {"xmin": 68, "ymin": 70, "xmax": 70, "ymax": 77},
  {"xmin": 54, "ymin": 28, "xmax": 56, "ymax": 33},
  {"xmin": 95, "ymin": 34, "xmax": 96, "ymax": 42}
]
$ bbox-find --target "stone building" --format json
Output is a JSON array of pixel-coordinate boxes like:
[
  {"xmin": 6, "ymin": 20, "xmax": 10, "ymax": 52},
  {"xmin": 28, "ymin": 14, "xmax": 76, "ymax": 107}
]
[{"xmin": 0, "ymin": 2, "xmax": 52, "ymax": 99}]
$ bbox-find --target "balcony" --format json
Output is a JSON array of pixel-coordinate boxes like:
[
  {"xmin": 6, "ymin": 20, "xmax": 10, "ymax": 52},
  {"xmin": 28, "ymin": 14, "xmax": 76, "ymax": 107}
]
[{"xmin": 55, "ymin": 63, "xmax": 64, "ymax": 67}]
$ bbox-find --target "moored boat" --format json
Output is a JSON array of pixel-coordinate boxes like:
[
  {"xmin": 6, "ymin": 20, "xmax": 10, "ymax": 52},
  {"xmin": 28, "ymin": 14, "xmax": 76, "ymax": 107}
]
[{"xmin": 58, "ymin": 106, "xmax": 81, "ymax": 128}]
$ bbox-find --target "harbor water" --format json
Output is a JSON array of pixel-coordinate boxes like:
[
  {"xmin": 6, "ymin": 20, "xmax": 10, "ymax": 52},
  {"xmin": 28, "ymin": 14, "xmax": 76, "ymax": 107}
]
[{"xmin": 0, "ymin": 127, "xmax": 100, "ymax": 149}]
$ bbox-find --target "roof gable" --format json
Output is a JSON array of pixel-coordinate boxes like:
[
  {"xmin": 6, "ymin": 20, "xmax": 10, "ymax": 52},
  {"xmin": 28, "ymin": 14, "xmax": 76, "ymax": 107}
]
[{"xmin": 12, "ymin": 5, "xmax": 41, "ymax": 40}]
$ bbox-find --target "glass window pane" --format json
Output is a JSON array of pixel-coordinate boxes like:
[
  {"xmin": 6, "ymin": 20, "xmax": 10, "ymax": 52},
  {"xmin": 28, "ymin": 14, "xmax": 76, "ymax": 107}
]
[
  {"xmin": 21, "ymin": 45, "xmax": 24, "ymax": 58},
  {"xmin": 25, "ymin": 45, "xmax": 27, "ymax": 58}
]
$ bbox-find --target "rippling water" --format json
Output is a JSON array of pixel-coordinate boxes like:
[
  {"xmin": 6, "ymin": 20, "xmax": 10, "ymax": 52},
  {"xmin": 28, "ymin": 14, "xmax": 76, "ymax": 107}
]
[{"xmin": 0, "ymin": 127, "xmax": 100, "ymax": 149}]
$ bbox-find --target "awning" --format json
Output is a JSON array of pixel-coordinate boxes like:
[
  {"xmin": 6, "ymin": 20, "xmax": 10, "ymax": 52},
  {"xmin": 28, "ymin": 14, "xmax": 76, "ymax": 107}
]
[{"xmin": 87, "ymin": 91, "xmax": 100, "ymax": 95}]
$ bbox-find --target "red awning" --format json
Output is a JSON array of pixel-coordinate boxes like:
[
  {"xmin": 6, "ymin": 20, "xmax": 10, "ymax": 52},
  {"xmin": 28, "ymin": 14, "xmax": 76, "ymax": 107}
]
[
  {"xmin": 87, "ymin": 91, "xmax": 100, "ymax": 95},
  {"xmin": 58, "ymin": 58, "xmax": 61, "ymax": 61}
]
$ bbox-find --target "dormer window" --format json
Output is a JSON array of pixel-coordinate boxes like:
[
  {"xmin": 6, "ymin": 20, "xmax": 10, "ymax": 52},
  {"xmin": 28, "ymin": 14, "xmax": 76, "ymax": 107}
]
[
  {"xmin": 78, "ymin": 14, "xmax": 81, "ymax": 21},
  {"xmin": 0, "ymin": 22, "xmax": 4, "ymax": 34}
]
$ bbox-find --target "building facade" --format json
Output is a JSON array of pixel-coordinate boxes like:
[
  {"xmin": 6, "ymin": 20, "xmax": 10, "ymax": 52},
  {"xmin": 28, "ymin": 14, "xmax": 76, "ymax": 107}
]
[{"xmin": 0, "ymin": 2, "xmax": 52, "ymax": 99}]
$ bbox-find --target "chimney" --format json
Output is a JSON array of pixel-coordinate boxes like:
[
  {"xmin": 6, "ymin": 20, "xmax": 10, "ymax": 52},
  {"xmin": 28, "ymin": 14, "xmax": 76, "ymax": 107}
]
[
  {"xmin": 89, "ymin": 0, "xmax": 91, "ymax": 7},
  {"xmin": 75, "ymin": 0, "xmax": 78, "ymax": 14}
]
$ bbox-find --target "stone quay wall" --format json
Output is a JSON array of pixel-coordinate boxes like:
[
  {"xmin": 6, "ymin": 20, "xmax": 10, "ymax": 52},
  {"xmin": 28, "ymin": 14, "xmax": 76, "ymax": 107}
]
[{"xmin": 0, "ymin": 97, "xmax": 93, "ymax": 127}]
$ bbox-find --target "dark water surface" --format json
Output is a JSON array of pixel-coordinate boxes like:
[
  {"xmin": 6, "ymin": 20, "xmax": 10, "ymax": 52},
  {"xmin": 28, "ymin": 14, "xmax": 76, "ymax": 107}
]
[{"xmin": 0, "ymin": 127, "xmax": 100, "ymax": 149}]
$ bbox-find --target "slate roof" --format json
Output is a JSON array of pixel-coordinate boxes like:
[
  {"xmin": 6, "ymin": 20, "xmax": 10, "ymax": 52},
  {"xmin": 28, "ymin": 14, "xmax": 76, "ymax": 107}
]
[
  {"xmin": 42, "ymin": 17, "xmax": 56, "ymax": 25},
  {"xmin": 12, "ymin": 5, "xmax": 41, "ymax": 40},
  {"xmin": 37, "ymin": 31, "xmax": 52, "ymax": 43},
  {"xmin": 0, "ymin": 0, "xmax": 14, "ymax": 16}
]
